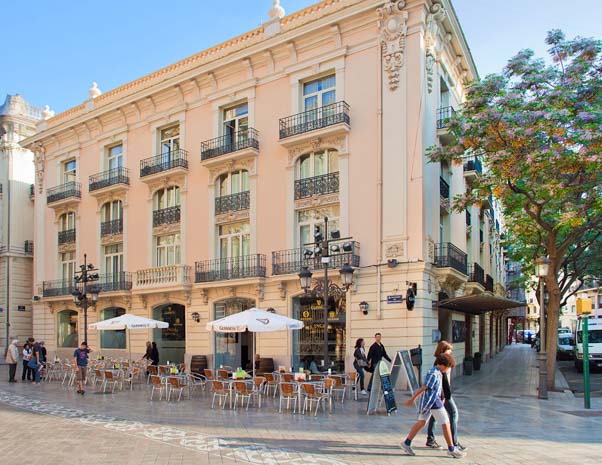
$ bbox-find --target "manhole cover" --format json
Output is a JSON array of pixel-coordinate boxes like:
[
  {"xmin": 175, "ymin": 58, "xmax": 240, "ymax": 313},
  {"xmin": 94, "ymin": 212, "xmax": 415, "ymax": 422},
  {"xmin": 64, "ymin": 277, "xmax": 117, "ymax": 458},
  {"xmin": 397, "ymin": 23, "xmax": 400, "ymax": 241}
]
[{"xmin": 562, "ymin": 410, "xmax": 602, "ymax": 417}]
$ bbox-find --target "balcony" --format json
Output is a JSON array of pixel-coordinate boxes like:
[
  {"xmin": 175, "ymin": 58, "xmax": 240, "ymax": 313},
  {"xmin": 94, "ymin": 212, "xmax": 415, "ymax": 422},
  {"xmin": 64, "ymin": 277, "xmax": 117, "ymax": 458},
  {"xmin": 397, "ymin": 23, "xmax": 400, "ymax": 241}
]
[
  {"xmin": 133, "ymin": 265, "xmax": 191, "ymax": 291},
  {"xmin": 57, "ymin": 229, "xmax": 76, "ymax": 246},
  {"xmin": 200, "ymin": 128, "xmax": 259, "ymax": 168},
  {"xmin": 463, "ymin": 156, "xmax": 482, "ymax": 183},
  {"xmin": 89, "ymin": 167, "xmax": 130, "ymax": 195},
  {"xmin": 437, "ymin": 106, "xmax": 455, "ymax": 145},
  {"xmin": 440, "ymin": 177, "xmax": 450, "ymax": 213},
  {"xmin": 215, "ymin": 191, "xmax": 250, "ymax": 215},
  {"xmin": 482, "ymin": 194, "xmax": 493, "ymax": 210},
  {"xmin": 47, "ymin": 181, "xmax": 81, "ymax": 207},
  {"xmin": 153, "ymin": 206, "xmax": 181, "ymax": 227},
  {"xmin": 42, "ymin": 279, "xmax": 75, "ymax": 298},
  {"xmin": 140, "ymin": 149, "xmax": 188, "ymax": 183},
  {"xmin": 466, "ymin": 211, "xmax": 472, "ymax": 226},
  {"xmin": 485, "ymin": 274, "xmax": 494, "ymax": 292},
  {"xmin": 96, "ymin": 272, "xmax": 132, "ymax": 293},
  {"xmin": 101, "ymin": 219, "xmax": 123, "ymax": 237},
  {"xmin": 195, "ymin": 254, "xmax": 266, "ymax": 283},
  {"xmin": 468, "ymin": 263, "xmax": 486, "ymax": 287},
  {"xmin": 272, "ymin": 241, "xmax": 360, "ymax": 276},
  {"xmin": 434, "ymin": 242, "xmax": 467, "ymax": 275},
  {"xmin": 294, "ymin": 172, "xmax": 339, "ymax": 200},
  {"xmin": 278, "ymin": 101, "xmax": 350, "ymax": 147}
]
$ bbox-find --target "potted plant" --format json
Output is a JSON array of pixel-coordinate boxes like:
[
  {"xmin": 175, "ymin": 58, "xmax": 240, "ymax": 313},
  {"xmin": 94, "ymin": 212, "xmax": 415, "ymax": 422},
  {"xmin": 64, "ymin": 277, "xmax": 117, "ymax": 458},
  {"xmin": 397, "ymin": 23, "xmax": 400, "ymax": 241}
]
[
  {"xmin": 463, "ymin": 356, "xmax": 474, "ymax": 375},
  {"xmin": 473, "ymin": 352, "xmax": 482, "ymax": 371}
]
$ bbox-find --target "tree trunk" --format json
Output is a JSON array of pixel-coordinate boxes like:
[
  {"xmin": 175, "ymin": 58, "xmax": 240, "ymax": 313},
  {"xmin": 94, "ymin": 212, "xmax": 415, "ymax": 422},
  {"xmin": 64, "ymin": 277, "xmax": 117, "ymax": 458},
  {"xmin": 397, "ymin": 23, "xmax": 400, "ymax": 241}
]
[{"xmin": 545, "ymin": 277, "xmax": 561, "ymax": 391}]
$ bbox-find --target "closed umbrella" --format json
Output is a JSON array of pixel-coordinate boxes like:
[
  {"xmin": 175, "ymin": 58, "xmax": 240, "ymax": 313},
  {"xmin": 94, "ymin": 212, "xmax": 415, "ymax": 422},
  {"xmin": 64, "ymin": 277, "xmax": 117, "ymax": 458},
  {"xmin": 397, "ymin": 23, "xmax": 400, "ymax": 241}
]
[
  {"xmin": 206, "ymin": 307, "xmax": 303, "ymax": 377},
  {"xmin": 89, "ymin": 314, "xmax": 169, "ymax": 362}
]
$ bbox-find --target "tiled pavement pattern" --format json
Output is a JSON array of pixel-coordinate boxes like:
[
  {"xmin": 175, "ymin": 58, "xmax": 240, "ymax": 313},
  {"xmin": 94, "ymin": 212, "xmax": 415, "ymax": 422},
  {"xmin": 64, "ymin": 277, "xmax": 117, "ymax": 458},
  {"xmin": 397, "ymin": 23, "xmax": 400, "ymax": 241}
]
[{"xmin": 1, "ymin": 345, "xmax": 601, "ymax": 465}]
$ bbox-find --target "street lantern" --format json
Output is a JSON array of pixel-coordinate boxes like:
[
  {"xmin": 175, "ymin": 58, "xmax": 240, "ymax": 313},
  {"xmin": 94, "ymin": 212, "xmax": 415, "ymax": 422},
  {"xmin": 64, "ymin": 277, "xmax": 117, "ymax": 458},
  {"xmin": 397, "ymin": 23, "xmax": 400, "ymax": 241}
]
[
  {"xmin": 339, "ymin": 263, "xmax": 355, "ymax": 289},
  {"xmin": 298, "ymin": 267, "xmax": 313, "ymax": 292},
  {"xmin": 535, "ymin": 255, "xmax": 550, "ymax": 278},
  {"xmin": 534, "ymin": 255, "xmax": 550, "ymax": 400},
  {"xmin": 72, "ymin": 254, "xmax": 101, "ymax": 343}
]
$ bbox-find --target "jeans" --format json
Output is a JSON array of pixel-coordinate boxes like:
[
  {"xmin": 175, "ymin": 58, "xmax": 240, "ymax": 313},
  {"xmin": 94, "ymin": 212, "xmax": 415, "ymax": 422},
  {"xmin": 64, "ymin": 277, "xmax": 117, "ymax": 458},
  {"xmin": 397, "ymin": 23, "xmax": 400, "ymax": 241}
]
[
  {"xmin": 22, "ymin": 360, "xmax": 33, "ymax": 381},
  {"xmin": 8, "ymin": 364, "xmax": 17, "ymax": 381},
  {"xmin": 427, "ymin": 397, "xmax": 459, "ymax": 446},
  {"xmin": 354, "ymin": 363, "xmax": 365, "ymax": 391}
]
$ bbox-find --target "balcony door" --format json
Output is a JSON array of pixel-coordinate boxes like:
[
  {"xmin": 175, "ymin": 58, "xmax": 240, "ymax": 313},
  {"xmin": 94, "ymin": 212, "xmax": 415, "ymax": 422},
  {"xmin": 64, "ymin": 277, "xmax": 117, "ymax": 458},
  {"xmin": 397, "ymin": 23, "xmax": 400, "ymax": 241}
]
[
  {"xmin": 59, "ymin": 212, "xmax": 75, "ymax": 232},
  {"xmin": 107, "ymin": 144, "xmax": 123, "ymax": 171},
  {"xmin": 218, "ymin": 222, "xmax": 250, "ymax": 277},
  {"xmin": 159, "ymin": 125, "xmax": 180, "ymax": 163},
  {"xmin": 60, "ymin": 251, "xmax": 76, "ymax": 286},
  {"xmin": 297, "ymin": 207, "xmax": 339, "ymax": 250},
  {"xmin": 155, "ymin": 234, "xmax": 181, "ymax": 267},
  {"xmin": 102, "ymin": 200, "xmax": 122, "ymax": 222},
  {"xmin": 217, "ymin": 170, "xmax": 249, "ymax": 197},
  {"xmin": 154, "ymin": 186, "xmax": 180, "ymax": 210},
  {"xmin": 62, "ymin": 159, "xmax": 77, "ymax": 184},
  {"xmin": 303, "ymin": 75, "xmax": 336, "ymax": 124},
  {"xmin": 223, "ymin": 102, "xmax": 248, "ymax": 147},
  {"xmin": 104, "ymin": 244, "xmax": 123, "ymax": 287}
]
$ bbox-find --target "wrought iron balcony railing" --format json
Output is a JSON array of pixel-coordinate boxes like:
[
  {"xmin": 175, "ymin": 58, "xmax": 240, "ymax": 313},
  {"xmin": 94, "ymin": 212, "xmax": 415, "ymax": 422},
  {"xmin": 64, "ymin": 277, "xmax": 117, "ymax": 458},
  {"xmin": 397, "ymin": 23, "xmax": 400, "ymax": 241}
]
[
  {"xmin": 201, "ymin": 128, "xmax": 259, "ymax": 161},
  {"xmin": 468, "ymin": 262, "xmax": 485, "ymax": 286},
  {"xmin": 294, "ymin": 172, "xmax": 339, "ymax": 200},
  {"xmin": 195, "ymin": 254, "xmax": 266, "ymax": 283},
  {"xmin": 42, "ymin": 279, "xmax": 76, "ymax": 297},
  {"xmin": 437, "ymin": 106, "xmax": 455, "ymax": 129},
  {"xmin": 153, "ymin": 206, "xmax": 181, "ymax": 227},
  {"xmin": 440, "ymin": 177, "xmax": 450, "ymax": 199},
  {"xmin": 58, "ymin": 229, "xmax": 76, "ymax": 245},
  {"xmin": 272, "ymin": 241, "xmax": 360, "ymax": 276},
  {"xmin": 215, "ymin": 191, "xmax": 250, "ymax": 215},
  {"xmin": 485, "ymin": 274, "xmax": 494, "ymax": 292},
  {"xmin": 279, "ymin": 101, "xmax": 350, "ymax": 139},
  {"xmin": 463, "ymin": 156, "xmax": 483, "ymax": 174},
  {"xmin": 101, "ymin": 219, "xmax": 123, "ymax": 236},
  {"xmin": 47, "ymin": 182, "xmax": 81, "ymax": 204},
  {"xmin": 140, "ymin": 149, "xmax": 188, "ymax": 178},
  {"xmin": 434, "ymin": 242, "xmax": 467, "ymax": 275},
  {"xmin": 96, "ymin": 272, "xmax": 132, "ymax": 292},
  {"xmin": 89, "ymin": 167, "xmax": 130, "ymax": 192}
]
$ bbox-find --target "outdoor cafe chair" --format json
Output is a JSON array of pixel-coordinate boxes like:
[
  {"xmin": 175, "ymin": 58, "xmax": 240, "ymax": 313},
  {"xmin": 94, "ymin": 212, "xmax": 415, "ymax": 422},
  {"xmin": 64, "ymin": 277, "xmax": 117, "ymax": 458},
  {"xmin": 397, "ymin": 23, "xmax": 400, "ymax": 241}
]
[
  {"xmin": 150, "ymin": 375, "xmax": 166, "ymax": 400},
  {"xmin": 278, "ymin": 382, "xmax": 298, "ymax": 413},
  {"xmin": 330, "ymin": 375, "xmax": 348, "ymax": 403},
  {"xmin": 158, "ymin": 365, "xmax": 170, "ymax": 376},
  {"xmin": 103, "ymin": 370, "xmax": 121, "ymax": 393},
  {"xmin": 301, "ymin": 382, "xmax": 330, "ymax": 416},
  {"xmin": 178, "ymin": 363, "xmax": 186, "ymax": 373},
  {"xmin": 61, "ymin": 363, "xmax": 75, "ymax": 386},
  {"xmin": 93, "ymin": 369, "xmax": 105, "ymax": 390},
  {"xmin": 282, "ymin": 373, "xmax": 294, "ymax": 383},
  {"xmin": 189, "ymin": 373, "xmax": 207, "ymax": 395},
  {"xmin": 217, "ymin": 369, "xmax": 229, "ymax": 380},
  {"xmin": 146, "ymin": 365, "xmax": 158, "ymax": 384},
  {"xmin": 124, "ymin": 367, "xmax": 141, "ymax": 391},
  {"xmin": 211, "ymin": 380, "xmax": 230, "ymax": 409},
  {"xmin": 251, "ymin": 377, "xmax": 266, "ymax": 408},
  {"xmin": 264, "ymin": 373, "xmax": 279, "ymax": 397},
  {"xmin": 203, "ymin": 369, "xmax": 214, "ymax": 380},
  {"xmin": 345, "ymin": 372, "xmax": 359, "ymax": 400},
  {"xmin": 167, "ymin": 376, "xmax": 187, "ymax": 402},
  {"xmin": 233, "ymin": 381, "xmax": 254, "ymax": 410}
]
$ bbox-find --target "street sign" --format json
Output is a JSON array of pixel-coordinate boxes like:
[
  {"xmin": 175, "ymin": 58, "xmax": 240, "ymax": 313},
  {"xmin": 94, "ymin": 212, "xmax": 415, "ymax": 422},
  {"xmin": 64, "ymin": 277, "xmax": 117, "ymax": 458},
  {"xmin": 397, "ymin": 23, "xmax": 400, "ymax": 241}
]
[{"xmin": 387, "ymin": 295, "xmax": 404, "ymax": 304}]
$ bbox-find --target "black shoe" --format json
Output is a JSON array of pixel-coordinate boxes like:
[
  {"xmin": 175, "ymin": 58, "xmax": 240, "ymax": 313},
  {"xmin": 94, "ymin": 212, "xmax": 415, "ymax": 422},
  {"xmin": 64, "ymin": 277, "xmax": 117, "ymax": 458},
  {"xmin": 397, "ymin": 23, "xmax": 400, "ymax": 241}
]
[
  {"xmin": 426, "ymin": 441, "xmax": 444, "ymax": 450},
  {"xmin": 76, "ymin": 390, "xmax": 82, "ymax": 394},
  {"xmin": 80, "ymin": 390, "xmax": 85, "ymax": 395}
]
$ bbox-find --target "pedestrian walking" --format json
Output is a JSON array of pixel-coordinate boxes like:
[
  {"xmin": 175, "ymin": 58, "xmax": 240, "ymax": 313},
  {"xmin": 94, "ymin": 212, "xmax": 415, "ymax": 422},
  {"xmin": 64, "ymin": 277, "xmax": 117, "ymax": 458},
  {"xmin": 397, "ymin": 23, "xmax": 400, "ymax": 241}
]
[
  {"xmin": 366, "ymin": 332, "xmax": 391, "ymax": 391},
  {"xmin": 142, "ymin": 341, "xmax": 152, "ymax": 361},
  {"xmin": 30, "ymin": 340, "xmax": 46, "ymax": 384},
  {"xmin": 353, "ymin": 338, "xmax": 368, "ymax": 395},
  {"xmin": 21, "ymin": 342, "xmax": 34, "ymax": 382},
  {"xmin": 5, "ymin": 339, "xmax": 19, "ymax": 382},
  {"xmin": 150, "ymin": 342, "xmax": 160, "ymax": 366},
  {"xmin": 400, "ymin": 353, "xmax": 465, "ymax": 459},
  {"xmin": 425, "ymin": 341, "xmax": 466, "ymax": 451},
  {"xmin": 73, "ymin": 341, "xmax": 92, "ymax": 395}
]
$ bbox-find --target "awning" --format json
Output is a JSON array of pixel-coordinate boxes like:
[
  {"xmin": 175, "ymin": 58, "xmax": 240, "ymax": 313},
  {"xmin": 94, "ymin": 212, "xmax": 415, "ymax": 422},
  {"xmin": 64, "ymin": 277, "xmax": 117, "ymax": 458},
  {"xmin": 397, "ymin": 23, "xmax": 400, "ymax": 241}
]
[{"xmin": 436, "ymin": 294, "xmax": 526, "ymax": 315}]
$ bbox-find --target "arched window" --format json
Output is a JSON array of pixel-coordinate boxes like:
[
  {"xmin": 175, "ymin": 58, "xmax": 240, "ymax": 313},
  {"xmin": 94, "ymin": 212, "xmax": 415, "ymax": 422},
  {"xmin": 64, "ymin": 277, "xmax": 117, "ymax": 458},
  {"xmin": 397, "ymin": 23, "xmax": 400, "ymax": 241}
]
[
  {"xmin": 101, "ymin": 200, "xmax": 122, "ymax": 223},
  {"xmin": 216, "ymin": 170, "xmax": 249, "ymax": 197},
  {"xmin": 153, "ymin": 186, "xmax": 180, "ymax": 210},
  {"xmin": 57, "ymin": 310, "xmax": 78, "ymax": 348},
  {"xmin": 297, "ymin": 149, "xmax": 338, "ymax": 180},
  {"xmin": 58, "ymin": 212, "xmax": 75, "ymax": 232},
  {"xmin": 100, "ymin": 307, "xmax": 126, "ymax": 349}
]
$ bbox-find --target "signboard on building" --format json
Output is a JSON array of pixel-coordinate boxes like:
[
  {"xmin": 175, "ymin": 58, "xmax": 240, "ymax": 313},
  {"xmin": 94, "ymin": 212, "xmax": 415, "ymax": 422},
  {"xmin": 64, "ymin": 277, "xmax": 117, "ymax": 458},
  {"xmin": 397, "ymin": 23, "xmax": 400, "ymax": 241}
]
[{"xmin": 387, "ymin": 295, "xmax": 404, "ymax": 304}]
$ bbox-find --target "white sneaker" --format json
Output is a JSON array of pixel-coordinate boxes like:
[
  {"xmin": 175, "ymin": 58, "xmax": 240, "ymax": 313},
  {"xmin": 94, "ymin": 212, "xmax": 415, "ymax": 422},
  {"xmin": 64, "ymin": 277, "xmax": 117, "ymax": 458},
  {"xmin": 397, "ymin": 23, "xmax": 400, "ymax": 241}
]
[
  {"xmin": 447, "ymin": 447, "xmax": 466, "ymax": 459},
  {"xmin": 400, "ymin": 442, "xmax": 415, "ymax": 456},
  {"xmin": 360, "ymin": 390, "xmax": 368, "ymax": 395}
]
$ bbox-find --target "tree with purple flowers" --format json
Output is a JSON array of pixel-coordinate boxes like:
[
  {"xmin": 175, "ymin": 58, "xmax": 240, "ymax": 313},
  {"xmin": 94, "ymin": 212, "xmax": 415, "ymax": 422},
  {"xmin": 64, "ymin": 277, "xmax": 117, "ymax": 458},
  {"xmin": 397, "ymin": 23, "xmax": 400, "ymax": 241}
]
[{"xmin": 430, "ymin": 30, "xmax": 602, "ymax": 389}]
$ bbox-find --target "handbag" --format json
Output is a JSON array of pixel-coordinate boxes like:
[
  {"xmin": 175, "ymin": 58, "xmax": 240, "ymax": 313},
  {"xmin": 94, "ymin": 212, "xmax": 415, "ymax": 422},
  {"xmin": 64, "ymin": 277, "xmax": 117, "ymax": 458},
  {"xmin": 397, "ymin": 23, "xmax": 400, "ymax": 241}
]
[{"xmin": 356, "ymin": 358, "xmax": 368, "ymax": 368}]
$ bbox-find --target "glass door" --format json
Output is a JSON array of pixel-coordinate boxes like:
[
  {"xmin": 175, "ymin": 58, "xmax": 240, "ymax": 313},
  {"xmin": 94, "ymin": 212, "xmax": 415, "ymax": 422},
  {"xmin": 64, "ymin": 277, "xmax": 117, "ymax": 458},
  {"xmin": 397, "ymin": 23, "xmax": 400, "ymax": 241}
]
[
  {"xmin": 160, "ymin": 126, "xmax": 180, "ymax": 164},
  {"xmin": 214, "ymin": 299, "xmax": 254, "ymax": 370},
  {"xmin": 223, "ymin": 103, "xmax": 249, "ymax": 148}
]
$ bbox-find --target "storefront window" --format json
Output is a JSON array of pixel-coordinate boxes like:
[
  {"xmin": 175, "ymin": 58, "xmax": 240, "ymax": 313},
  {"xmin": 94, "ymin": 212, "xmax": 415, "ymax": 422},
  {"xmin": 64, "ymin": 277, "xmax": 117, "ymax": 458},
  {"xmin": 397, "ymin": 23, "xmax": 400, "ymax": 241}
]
[
  {"xmin": 57, "ymin": 310, "xmax": 78, "ymax": 348},
  {"xmin": 100, "ymin": 307, "xmax": 126, "ymax": 349}
]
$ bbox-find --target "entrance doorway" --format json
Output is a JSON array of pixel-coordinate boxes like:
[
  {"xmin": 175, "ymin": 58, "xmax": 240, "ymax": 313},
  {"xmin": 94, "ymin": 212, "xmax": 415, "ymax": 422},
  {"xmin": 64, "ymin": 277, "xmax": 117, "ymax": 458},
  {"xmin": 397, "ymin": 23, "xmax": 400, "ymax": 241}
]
[
  {"xmin": 152, "ymin": 303, "xmax": 186, "ymax": 364},
  {"xmin": 292, "ymin": 294, "xmax": 346, "ymax": 373},
  {"xmin": 214, "ymin": 298, "xmax": 255, "ymax": 369}
]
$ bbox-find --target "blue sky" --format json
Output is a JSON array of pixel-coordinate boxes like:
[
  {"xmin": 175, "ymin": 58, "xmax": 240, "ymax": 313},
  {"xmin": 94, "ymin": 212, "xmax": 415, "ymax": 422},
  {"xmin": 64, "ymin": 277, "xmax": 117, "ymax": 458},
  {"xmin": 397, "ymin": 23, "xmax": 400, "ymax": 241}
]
[{"xmin": 2, "ymin": 0, "xmax": 600, "ymax": 113}]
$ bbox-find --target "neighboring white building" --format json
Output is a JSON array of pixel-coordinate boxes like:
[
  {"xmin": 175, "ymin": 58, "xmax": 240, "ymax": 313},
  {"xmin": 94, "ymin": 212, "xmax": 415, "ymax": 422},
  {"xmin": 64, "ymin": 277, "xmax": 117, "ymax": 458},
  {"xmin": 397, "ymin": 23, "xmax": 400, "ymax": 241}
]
[
  {"xmin": 0, "ymin": 94, "xmax": 40, "ymax": 352},
  {"xmin": 563, "ymin": 280, "xmax": 601, "ymax": 329}
]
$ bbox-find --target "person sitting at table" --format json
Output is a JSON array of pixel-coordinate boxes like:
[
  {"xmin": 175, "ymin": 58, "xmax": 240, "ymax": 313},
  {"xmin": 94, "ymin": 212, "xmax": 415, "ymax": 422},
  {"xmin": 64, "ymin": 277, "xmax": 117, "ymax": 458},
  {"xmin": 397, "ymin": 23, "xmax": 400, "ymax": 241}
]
[{"xmin": 304, "ymin": 356, "xmax": 322, "ymax": 374}]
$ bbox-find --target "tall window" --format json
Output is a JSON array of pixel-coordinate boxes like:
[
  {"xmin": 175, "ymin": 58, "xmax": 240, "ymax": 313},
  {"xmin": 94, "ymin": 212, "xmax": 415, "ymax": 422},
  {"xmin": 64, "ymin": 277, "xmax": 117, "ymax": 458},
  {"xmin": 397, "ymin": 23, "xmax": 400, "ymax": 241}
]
[
  {"xmin": 107, "ymin": 144, "xmax": 123, "ymax": 170},
  {"xmin": 219, "ymin": 222, "xmax": 250, "ymax": 259},
  {"xmin": 100, "ymin": 307, "xmax": 126, "ymax": 349},
  {"xmin": 60, "ymin": 251, "xmax": 76, "ymax": 283},
  {"xmin": 160, "ymin": 125, "xmax": 180, "ymax": 160},
  {"xmin": 59, "ymin": 212, "xmax": 75, "ymax": 232},
  {"xmin": 297, "ymin": 150, "xmax": 338, "ymax": 180},
  {"xmin": 303, "ymin": 75, "xmax": 336, "ymax": 111},
  {"xmin": 102, "ymin": 200, "xmax": 123, "ymax": 222},
  {"xmin": 217, "ymin": 170, "xmax": 249, "ymax": 197},
  {"xmin": 63, "ymin": 159, "xmax": 77, "ymax": 183},
  {"xmin": 297, "ymin": 206, "xmax": 339, "ymax": 249},
  {"xmin": 104, "ymin": 243, "xmax": 123, "ymax": 276},
  {"xmin": 57, "ymin": 310, "xmax": 78, "ymax": 348},
  {"xmin": 154, "ymin": 186, "xmax": 180, "ymax": 210},
  {"xmin": 155, "ymin": 233, "xmax": 181, "ymax": 266},
  {"xmin": 223, "ymin": 102, "xmax": 248, "ymax": 139}
]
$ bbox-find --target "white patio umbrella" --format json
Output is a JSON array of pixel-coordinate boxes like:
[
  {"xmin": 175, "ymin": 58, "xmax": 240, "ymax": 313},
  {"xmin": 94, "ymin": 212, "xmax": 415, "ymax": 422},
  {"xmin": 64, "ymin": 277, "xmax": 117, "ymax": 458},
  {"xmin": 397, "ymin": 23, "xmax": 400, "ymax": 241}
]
[
  {"xmin": 205, "ymin": 307, "xmax": 304, "ymax": 377},
  {"xmin": 89, "ymin": 314, "xmax": 169, "ymax": 362}
]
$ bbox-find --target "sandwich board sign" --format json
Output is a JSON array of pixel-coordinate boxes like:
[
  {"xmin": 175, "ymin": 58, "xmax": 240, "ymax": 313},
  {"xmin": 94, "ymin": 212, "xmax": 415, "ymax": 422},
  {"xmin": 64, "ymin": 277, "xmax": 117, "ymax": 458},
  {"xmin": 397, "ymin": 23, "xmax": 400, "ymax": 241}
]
[
  {"xmin": 389, "ymin": 350, "xmax": 420, "ymax": 395},
  {"xmin": 366, "ymin": 361, "xmax": 397, "ymax": 415}
]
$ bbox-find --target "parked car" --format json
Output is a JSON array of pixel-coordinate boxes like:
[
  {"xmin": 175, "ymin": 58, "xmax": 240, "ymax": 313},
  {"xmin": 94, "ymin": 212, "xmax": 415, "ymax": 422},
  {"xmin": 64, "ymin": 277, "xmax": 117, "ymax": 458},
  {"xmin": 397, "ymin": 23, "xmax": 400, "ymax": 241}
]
[
  {"xmin": 558, "ymin": 327, "xmax": 573, "ymax": 336},
  {"xmin": 557, "ymin": 334, "xmax": 575, "ymax": 360}
]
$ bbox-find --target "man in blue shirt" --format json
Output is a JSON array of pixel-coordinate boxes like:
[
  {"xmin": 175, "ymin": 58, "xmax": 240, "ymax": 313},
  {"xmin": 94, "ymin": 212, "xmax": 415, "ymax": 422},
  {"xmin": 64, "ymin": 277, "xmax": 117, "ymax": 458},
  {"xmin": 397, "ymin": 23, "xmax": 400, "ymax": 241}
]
[
  {"xmin": 400, "ymin": 353, "xmax": 465, "ymax": 459},
  {"xmin": 73, "ymin": 341, "xmax": 92, "ymax": 395}
]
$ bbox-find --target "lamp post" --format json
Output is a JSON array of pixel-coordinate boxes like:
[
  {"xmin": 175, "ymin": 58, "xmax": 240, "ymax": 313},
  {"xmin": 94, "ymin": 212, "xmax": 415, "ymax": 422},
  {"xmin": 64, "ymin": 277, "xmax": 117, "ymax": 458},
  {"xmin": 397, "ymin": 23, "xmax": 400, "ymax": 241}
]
[
  {"xmin": 71, "ymin": 254, "xmax": 101, "ymax": 344},
  {"xmin": 298, "ymin": 217, "xmax": 355, "ymax": 369},
  {"xmin": 535, "ymin": 255, "xmax": 550, "ymax": 399}
]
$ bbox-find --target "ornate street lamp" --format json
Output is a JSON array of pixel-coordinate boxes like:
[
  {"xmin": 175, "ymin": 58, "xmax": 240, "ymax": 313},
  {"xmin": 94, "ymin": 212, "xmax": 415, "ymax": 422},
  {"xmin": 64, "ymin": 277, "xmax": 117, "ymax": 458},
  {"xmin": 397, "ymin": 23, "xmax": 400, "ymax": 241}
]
[
  {"xmin": 535, "ymin": 255, "xmax": 550, "ymax": 400},
  {"xmin": 71, "ymin": 254, "xmax": 101, "ymax": 344}
]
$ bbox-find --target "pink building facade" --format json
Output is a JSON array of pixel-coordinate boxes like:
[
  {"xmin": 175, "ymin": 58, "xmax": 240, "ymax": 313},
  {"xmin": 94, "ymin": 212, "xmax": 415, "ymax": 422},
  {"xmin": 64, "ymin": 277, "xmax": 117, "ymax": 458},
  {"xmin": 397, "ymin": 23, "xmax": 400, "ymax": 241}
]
[{"xmin": 24, "ymin": 0, "xmax": 508, "ymax": 373}]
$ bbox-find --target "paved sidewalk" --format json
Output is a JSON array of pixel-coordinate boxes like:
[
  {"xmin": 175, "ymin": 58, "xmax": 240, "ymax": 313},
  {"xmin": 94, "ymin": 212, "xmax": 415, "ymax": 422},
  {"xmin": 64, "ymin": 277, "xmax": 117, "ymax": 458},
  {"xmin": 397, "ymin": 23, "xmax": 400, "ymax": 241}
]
[{"xmin": 0, "ymin": 345, "xmax": 600, "ymax": 465}]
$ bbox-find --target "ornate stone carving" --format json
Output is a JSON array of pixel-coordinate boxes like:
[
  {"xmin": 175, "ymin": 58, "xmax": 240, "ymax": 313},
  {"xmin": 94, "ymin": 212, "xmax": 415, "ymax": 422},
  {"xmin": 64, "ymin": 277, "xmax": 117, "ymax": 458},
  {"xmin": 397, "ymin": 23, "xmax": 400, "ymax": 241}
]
[
  {"xmin": 33, "ymin": 142, "xmax": 45, "ymax": 193},
  {"xmin": 255, "ymin": 283, "xmax": 265, "ymax": 302},
  {"xmin": 208, "ymin": 157, "xmax": 257, "ymax": 183},
  {"xmin": 215, "ymin": 209, "xmax": 250, "ymax": 225},
  {"xmin": 294, "ymin": 192, "xmax": 339, "ymax": 210},
  {"xmin": 199, "ymin": 288, "xmax": 209, "ymax": 305},
  {"xmin": 101, "ymin": 233, "xmax": 123, "ymax": 246},
  {"xmin": 153, "ymin": 222, "xmax": 180, "ymax": 236},
  {"xmin": 58, "ymin": 242, "xmax": 76, "ymax": 253},
  {"xmin": 287, "ymin": 135, "xmax": 348, "ymax": 166},
  {"xmin": 427, "ymin": 236, "xmax": 436, "ymax": 263},
  {"xmin": 425, "ymin": 2, "xmax": 447, "ymax": 94},
  {"xmin": 227, "ymin": 287, "xmax": 236, "ymax": 297},
  {"xmin": 278, "ymin": 281, "xmax": 287, "ymax": 300},
  {"xmin": 385, "ymin": 241, "xmax": 405, "ymax": 259},
  {"xmin": 377, "ymin": 1, "xmax": 408, "ymax": 91}
]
